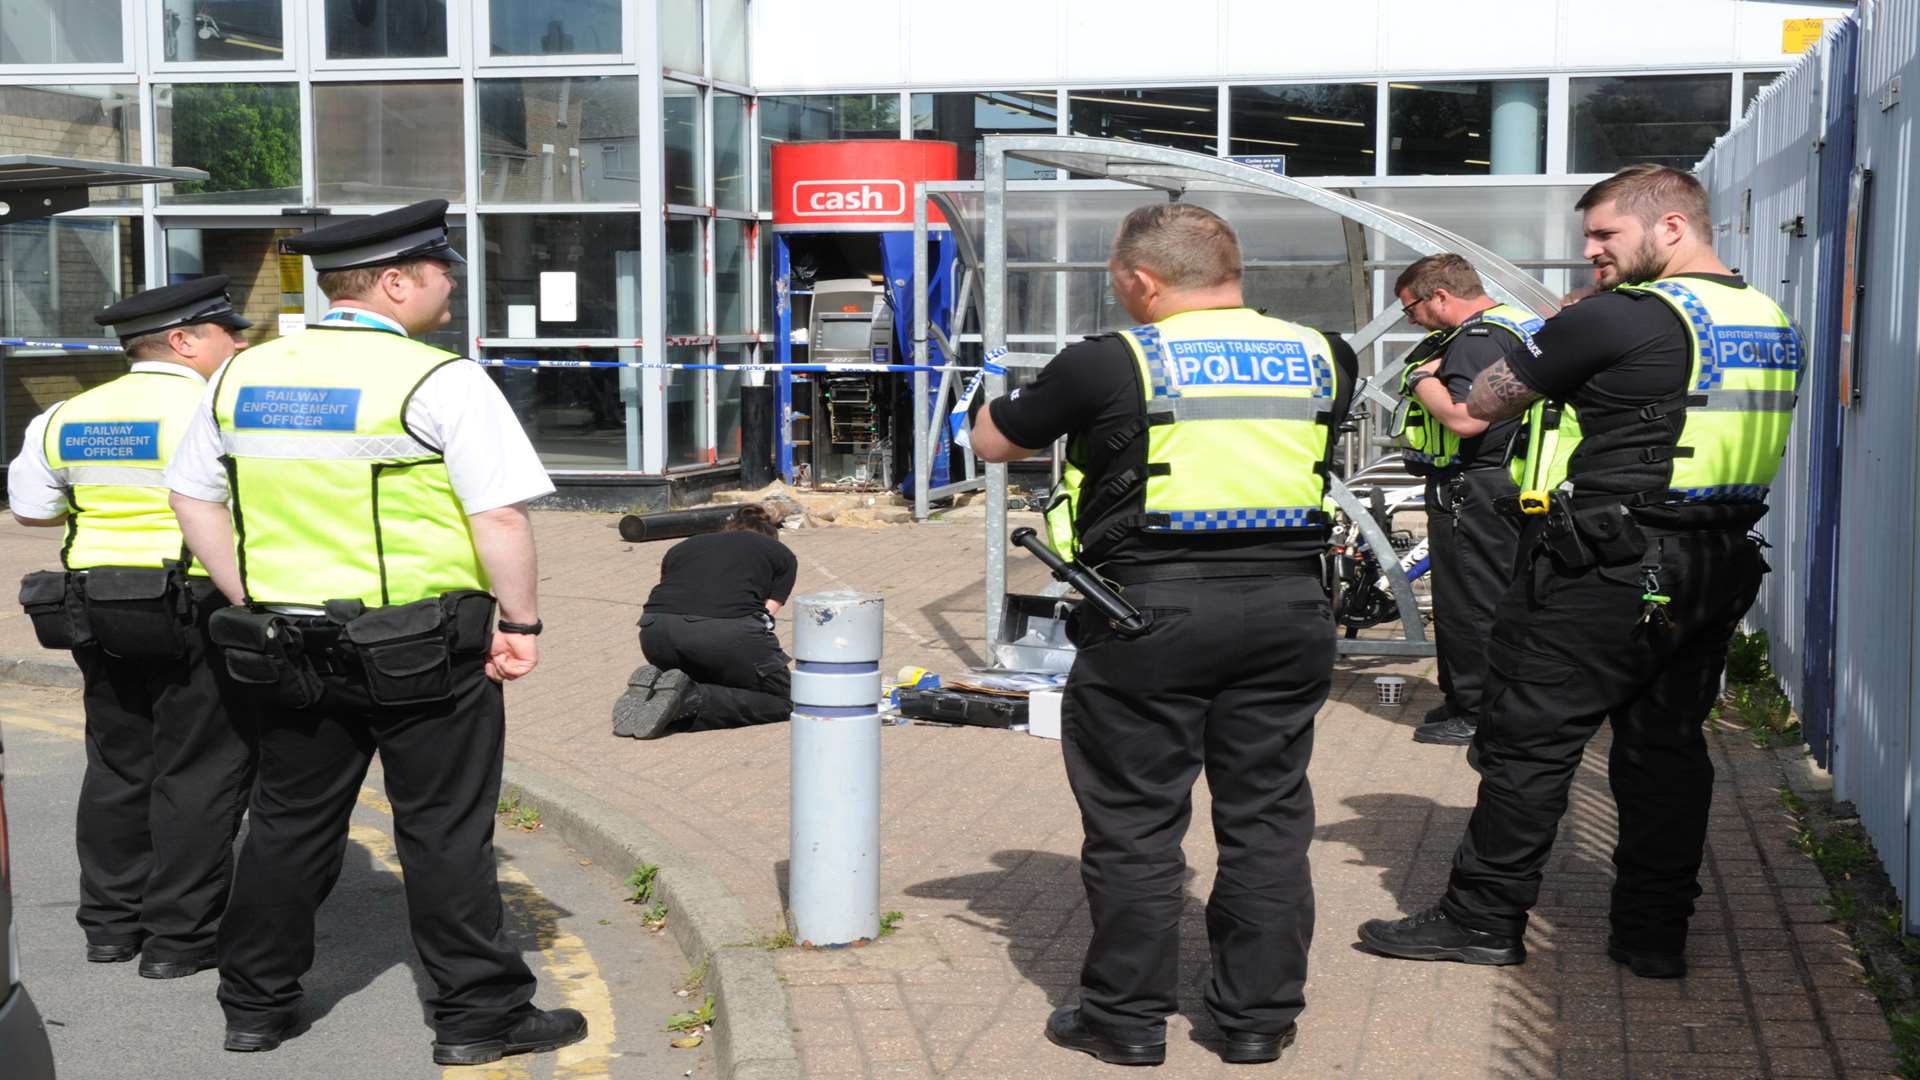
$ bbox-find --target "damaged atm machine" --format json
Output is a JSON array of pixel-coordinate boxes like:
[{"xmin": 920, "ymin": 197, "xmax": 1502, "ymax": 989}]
[{"xmin": 769, "ymin": 140, "xmax": 963, "ymax": 492}]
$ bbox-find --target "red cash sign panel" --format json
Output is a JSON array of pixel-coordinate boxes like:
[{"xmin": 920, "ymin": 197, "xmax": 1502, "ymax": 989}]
[{"xmin": 771, "ymin": 140, "xmax": 958, "ymax": 228}]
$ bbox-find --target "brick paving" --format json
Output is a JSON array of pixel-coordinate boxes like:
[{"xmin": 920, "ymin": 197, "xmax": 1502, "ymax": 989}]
[{"xmin": 0, "ymin": 510, "xmax": 1895, "ymax": 1079}]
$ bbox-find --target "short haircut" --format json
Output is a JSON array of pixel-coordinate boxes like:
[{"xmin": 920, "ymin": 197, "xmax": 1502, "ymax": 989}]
[
  {"xmin": 316, "ymin": 259, "xmax": 436, "ymax": 303},
  {"xmin": 1394, "ymin": 253, "xmax": 1486, "ymax": 301},
  {"xmin": 1110, "ymin": 203, "xmax": 1242, "ymax": 290},
  {"xmin": 1575, "ymin": 164, "xmax": 1712, "ymax": 240},
  {"xmin": 724, "ymin": 503, "xmax": 781, "ymax": 537},
  {"xmin": 121, "ymin": 322, "xmax": 208, "ymax": 360}
]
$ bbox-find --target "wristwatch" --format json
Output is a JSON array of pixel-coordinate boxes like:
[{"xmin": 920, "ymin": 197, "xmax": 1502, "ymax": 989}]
[{"xmin": 497, "ymin": 618, "xmax": 544, "ymax": 636}]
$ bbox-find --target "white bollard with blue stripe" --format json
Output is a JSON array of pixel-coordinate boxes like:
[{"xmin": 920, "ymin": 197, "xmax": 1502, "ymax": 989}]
[{"xmin": 788, "ymin": 590, "xmax": 885, "ymax": 946}]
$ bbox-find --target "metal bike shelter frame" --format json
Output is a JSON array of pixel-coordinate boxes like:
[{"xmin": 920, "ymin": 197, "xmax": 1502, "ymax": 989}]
[{"xmin": 904, "ymin": 136, "xmax": 1561, "ymax": 661}]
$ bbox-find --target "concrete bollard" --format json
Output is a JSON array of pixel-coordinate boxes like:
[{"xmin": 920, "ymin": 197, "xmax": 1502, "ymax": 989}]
[{"xmin": 788, "ymin": 590, "xmax": 884, "ymax": 946}]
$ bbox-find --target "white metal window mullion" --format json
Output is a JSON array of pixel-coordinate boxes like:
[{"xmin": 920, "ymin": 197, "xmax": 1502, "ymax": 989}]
[
  {"xmin": 1373, "ymin": 79, "xmax": 1389, "ymax": 177},
  {"xmin": 1215, "ymin": 83, "xmax": 1229, "ymax": 158},
  {"xmin": 703, "ymin": 2, "xmax": 719, "ymax": 463},
  {"xmin": 639, "ymin": 41, "xmax": 667, "ymax": 473},
  {"xmin": 1546, "ymin": 74, "xmax": 1572, "ymax": 175}
]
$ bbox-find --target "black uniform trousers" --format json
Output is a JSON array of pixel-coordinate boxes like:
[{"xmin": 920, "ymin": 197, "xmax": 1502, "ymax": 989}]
[
  {"xmin": 215, "ymin": 649, "xmax": 536, "ymax": 1041},
  {"xmin": 73, "ymin": 579, "xmax": 256, "ymax": 962},
  {"xmin": 1424, "ymin": 468, "xmax": 1525, "ymax": 723},
  {"xmin": 1440, "ymin": 526, "xmax": 1767, "ymax": 954},
  {"xmin": 1062, "ymin": 573, "xmax": 1333, "ymax": 1041},
  {"xmin": 639, "ymin": 612, "xmax": 792, "ymax": 729}
]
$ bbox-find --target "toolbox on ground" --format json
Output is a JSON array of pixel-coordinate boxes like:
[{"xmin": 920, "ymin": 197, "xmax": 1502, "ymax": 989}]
[{"xmin": 896, "ymin": 686, "xmax": 1027, "ymax": 729}]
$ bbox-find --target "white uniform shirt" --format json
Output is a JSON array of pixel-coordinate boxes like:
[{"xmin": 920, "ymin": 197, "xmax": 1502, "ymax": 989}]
[
  {"xmin": 164, "ymin": 308, "xmax": 555, "ymax": 513},
  {"xmin": 7, "ymin": 359, "xmax": 207, "ymax": 521}
]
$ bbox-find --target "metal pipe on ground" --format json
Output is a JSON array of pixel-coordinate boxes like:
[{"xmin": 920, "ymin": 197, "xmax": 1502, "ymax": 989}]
[{"xmin": 617, "ymin": 504, "xmax": 742, "ymax": 543}]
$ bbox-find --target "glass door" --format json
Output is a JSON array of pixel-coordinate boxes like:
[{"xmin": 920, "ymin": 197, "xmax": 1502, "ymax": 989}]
[{"xmin": 155, "ymin": 214, "xmax": 331, "ymax": 348}]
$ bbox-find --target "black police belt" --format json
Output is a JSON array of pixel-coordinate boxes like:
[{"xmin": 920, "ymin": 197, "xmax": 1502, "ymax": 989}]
[
  {"xmin": 208, "ymin": 590, "xmax": 496, "ymax": 710},
  {"xmin": 1102, "ymin": 557, "xmax": 1322, "ymax": 585},
  {"xmin": 18, "ymin": 564, "xmax": 204, "ymax": 660}
]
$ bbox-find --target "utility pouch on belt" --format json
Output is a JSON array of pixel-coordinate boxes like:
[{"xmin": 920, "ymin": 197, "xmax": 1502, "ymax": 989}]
[
  {"xmin": 1569, "ymin": 503, "xmax": 1648, "ymax": 567},
  {"xmin": 439, "ymin": 590, "xmax": 496, "ymax": 656},
  {"xmin": 343, "ymin": 597, "xmax": 454, "ymax": 706},
  {"xmin": 81, "ymin": 566, "xmax": 189, "ymax": 659},
  {"xmin": 208, "ymin": 607, "xmax": 324, "ymax": 709},
  {"xmin": 18, "ymin": 570, "xmax": 91, "ymax": 650}
]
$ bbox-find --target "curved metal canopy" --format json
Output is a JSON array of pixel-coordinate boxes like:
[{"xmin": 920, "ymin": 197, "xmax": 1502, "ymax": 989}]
[{"xmin": 938, "ymin": 135, "xmax": 1572, "ymax": 661}]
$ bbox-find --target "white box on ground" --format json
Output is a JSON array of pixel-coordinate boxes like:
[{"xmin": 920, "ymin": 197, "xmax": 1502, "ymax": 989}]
[{"xmin": 1028, "ymin": 689, "xmax": 1062, "ymax": 741}]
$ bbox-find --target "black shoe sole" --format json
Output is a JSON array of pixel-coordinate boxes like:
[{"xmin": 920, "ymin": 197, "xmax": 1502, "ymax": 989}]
[
  {"xmin": 1220, "ymin": 1028, "xmax": 1296, "ymax": 1064},
  {"xmin": 1357, "ymin": 924, "xmax": 1525, "ymax": 966},
  {"xmin": 1412, "ymin": 725, "xmax": 1476, "ymax": 746},
  {"xmin": 432, "ymin": 1025, "xmax": 590, "ymax": 1066},
  {"xmin": 224, "ymin": 1029, "xmax": 288, "ymax": 1053},
  {"xmin": 86, "ymin": 944, "xmax": 140, "ymax": 963},
  {"xmin": 611, "ymin": 668, "xmax": 689, "ymax": 740},
  {"xmin": 140, "ymin": 959, "xmax": 216, "ymax": 979},
  {"xmin": 1607, "ymin": 944, "xmax": 1687, "ymax": 979},
  {"xmin": 1044, "ymin": 1025, "xmax": 1165, "ymax": 1066}
]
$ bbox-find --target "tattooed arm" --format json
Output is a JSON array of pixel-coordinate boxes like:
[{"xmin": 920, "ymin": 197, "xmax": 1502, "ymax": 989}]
[{"xmin": 1466, "ymin": 359, "xmax": 1544, "ymax": 422}]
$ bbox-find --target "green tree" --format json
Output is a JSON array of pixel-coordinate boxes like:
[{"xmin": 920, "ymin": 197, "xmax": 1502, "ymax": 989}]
[{"xmin": 171, "ymin": 84, "xmax": 300, "ymax": 197}]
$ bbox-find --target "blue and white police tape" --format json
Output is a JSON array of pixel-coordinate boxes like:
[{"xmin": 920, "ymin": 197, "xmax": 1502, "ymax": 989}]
[
  {"xmin": 948, "ymin": 347, "xmax": 1009, "ymax": 449},
  {"xmin": 0, "ymin": 338, "xmax": 128, "ymax": 353},
  {"xmin": 474, "ymin": 359, "xmax": 975, "ymax": 373},
  {"xmin": 0, "ymin": 338, "xmax": 980, "ymax": 374}
]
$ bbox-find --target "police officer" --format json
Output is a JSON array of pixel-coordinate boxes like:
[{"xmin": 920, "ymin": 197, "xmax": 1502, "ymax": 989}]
[
  {"xmin": 164, "ymin": 200, "xmax": 587, "ymax": 1063},
  {"xmin": 972, "ymin": 203, "xmax": 1354, "ymax": 1067},
  {"xmin": 1358, "ymin": 165, "xmax": 1798, "ymax": 978},
  {"xmin": 7, "ymin": 277, "xmax": 258, "ymax": 979},
  {"xmin": 1391, "ymin": 254, "xmax": 1543, "ymax": 746}
]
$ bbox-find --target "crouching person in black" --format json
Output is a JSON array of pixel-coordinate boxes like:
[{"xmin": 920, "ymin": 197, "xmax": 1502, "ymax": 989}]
[{"xmin": 612, "ymin": 503, "xmax": 797, "ymax": 740}]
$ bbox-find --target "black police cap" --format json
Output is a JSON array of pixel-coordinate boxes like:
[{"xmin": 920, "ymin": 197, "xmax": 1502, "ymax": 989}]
[
  {"xmin": 282, "ymin": 199, "xmax": 466, "ymax": 272},
  {"xmin": 93, "ymin": 275, "xmax": 252, "ymax": 339}
]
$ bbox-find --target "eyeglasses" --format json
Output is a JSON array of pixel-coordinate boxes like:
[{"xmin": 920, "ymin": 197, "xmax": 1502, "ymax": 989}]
[{"xmin": 1400, "ymin": 296, "xmax": 1426, "ymax": 318}]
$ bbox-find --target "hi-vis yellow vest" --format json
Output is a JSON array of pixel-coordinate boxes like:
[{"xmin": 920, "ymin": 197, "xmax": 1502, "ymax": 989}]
[
  {"xmin": 1396, "ymin": 304, "xmax": 1543, "ymax": 471},
  {"xmin": 211, "ymin": 328, "xmax": 487, "ymax": 607},
  {"xmin": 1043, "ymin": 307, "xmax": 1338, "ymax": 561},
  {"xmin": 43, "ymin": 368, "xmax": 207, "ymax": 576},
  {"xmin": 1512, "ymin": 278, "xmax": 1799, "ymax": 509}
]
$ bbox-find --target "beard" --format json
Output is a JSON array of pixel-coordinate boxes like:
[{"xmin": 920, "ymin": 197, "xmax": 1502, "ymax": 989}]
[{"xmin": 1594, "ymin": 234, "xmax": 1666, "ymax": 287}]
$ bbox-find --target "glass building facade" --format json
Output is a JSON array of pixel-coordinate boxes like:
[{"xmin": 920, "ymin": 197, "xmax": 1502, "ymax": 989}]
[{"xmin": 0, "ymin": 0, "xmax": 1784, "ymax": 477}]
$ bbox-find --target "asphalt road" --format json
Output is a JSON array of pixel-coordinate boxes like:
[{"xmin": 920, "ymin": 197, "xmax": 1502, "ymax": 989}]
[{"xmin": 2, "ymin": 684, "xmax": 717, "ymax": 1080}]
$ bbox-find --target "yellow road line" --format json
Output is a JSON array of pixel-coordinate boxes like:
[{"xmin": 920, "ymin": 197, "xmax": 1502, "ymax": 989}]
[
  {"xmin": 1, "ymin": 711, "xmax": 81, "ymax": 741},
  {"xmin": 355, "ymin": 786, "xmax": 619, "ymax": 1078},
  {"xmin": 347, "ymin": 818, "xmax": 532, "ymax": 1080}
]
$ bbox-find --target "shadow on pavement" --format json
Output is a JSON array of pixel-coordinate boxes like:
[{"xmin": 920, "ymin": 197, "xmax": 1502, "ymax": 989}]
[
  {"xmin": 916, "ymin": 579, "xmax": 989, "ymax": 670},
  {"xmin": 1314, "ymin": 792, "xmax": 1451, "ymax": 918},
  {"xmin": 300, "ymin": 838, "xmax": 433, "ymax": 1031},
  {"xmin": 904, "ymin": 849, "xmax": 1232, "ymax": 1045}
]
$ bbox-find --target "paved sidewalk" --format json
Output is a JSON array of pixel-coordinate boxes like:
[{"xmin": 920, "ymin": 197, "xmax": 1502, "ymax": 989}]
[{"xmin": 0, "ymin": 512, "xmax": 1894, "ymax": 1079}]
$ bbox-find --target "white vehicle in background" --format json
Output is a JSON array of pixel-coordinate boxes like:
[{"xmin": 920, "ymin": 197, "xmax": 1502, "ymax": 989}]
[
  {"xmin": 0, "ymin": 717, "xmax": 57, "ymax": 1080},
  {"xmin": 0, "ymin": 153, "xmax": 215, "ymax": 1080}
]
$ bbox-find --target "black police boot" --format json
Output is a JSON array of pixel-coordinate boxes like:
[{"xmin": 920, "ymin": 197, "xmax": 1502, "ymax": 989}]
[
  {"xmin": 1044, "ymin": 1006, "xmax": 1165, "ymax": 1067},
  {"xmin": 1219, "ymin": 1023, "xmax": 1296, "ymax": 1064},
  {"xmin": 86, "ymin": 940, "xmax": 140, "ymax": 963},
  {"xmin": 431, "ymin": 1006, "xmax": 589, "ymax": 1066},
  {"xmin": 1607, "ymin": 937, "xmax": 1687, "ymax": 979},
  {"xmin": 1357, "ymin": 905, "xmax": 1525, "ymax": 966},
  {"xmin": 139, "ymin": 953, "xmax": 216, "ymax": 979},
  {"xmin": 1413, "ymin": 715, "xmax": 1477, "ymax": 746},
  {"xmin": 1422, "ymin": 704, "xmax": 1452, "ymax": 727},
  {"xmin": 612, "ymin": 666, "xmax": 692, "ymax": 740},
  {"xmin": 223, "ymin": 1016, "xmax": 302, "ymax": 1053}
]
